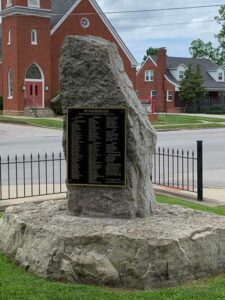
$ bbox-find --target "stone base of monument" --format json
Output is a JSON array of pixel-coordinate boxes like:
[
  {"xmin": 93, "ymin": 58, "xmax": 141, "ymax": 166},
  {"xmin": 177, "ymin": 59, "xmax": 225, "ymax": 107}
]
[{"xmin": 1, "ymin": 200, "xmax": 225, "ymax": 290}]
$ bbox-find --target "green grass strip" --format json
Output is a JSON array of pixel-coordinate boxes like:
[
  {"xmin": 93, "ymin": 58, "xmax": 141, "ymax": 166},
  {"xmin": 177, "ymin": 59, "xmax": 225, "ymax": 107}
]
[
  {"xmin": 156, "ymin": 194, "xmax": 225, "ymax": 216},
  {"xmin": 0, "ymin": 116, "xmax": 63, "ymax": 129},
  {"xmin": 155, "ymin": 114, "xmax": 225, "ymax": 125},
  {"xmin": 154, "ymin": 123, "xmax": 225, "ymax": 130}
]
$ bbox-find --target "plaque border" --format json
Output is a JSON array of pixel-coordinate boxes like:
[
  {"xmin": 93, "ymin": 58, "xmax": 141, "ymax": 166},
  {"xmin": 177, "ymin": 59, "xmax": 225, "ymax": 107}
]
[{"xmin": 66, "ymin": 106, "xmax": 127, "ymax": 188}]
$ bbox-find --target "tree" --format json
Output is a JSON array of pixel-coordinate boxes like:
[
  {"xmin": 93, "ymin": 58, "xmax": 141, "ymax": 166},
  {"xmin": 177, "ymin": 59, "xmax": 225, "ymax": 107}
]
[
  {"xmin": 179, "ymin": 64, "xmax": 207, "ymax": 112},
  {"xmin": 189, "ymin": 39, "xmax": 225, "ymax": 66},
  {"xmin": 143, "ymin": 47, "xmax": 158, "ymax": 61},
  {"xmin": 189, "ymin": 5, "xmax": 225, "ymax": 66}
]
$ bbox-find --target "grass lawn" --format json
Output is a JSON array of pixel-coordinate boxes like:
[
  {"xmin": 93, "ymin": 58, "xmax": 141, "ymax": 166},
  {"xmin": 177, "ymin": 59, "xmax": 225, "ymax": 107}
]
[
  {"xmin": 0, "ymin": 115, "xmax": 63, "ymax": 129},
  {"xmin": 2, "ymin": 195, "xmax": 225, "ymax": 299},
  {"xmin": 1, "ymin": 114, "xmax": 225, "ymax": 131},
  {"xmin": 154, "ymin": 114, "xmax": 225, "ymax": 130}
]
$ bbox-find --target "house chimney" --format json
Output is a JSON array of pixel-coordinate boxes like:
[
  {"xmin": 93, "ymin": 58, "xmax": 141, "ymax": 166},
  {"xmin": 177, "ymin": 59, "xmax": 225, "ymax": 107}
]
[{"xmin": 156, "ymin": 48, "xmax": 167, "ymax": 112}]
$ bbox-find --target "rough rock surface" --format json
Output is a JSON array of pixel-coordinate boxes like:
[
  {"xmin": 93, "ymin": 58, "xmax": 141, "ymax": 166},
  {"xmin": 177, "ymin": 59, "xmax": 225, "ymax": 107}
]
[
  {"xmin": 2, "ymin": 200, "xmax": 225, "ymax": 289},
  {"xmin": 60, "ymin": 36, "xmax": 157, "ymax": 218}
]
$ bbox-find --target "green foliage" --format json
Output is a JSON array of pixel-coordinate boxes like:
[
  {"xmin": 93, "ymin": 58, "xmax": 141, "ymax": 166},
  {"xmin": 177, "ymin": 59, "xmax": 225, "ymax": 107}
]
[
  {"xmin": 0, "ymin": 96, "xmax": 3, "ymax": 111},
  {"xmin": 143, "ymin": 46, "xmax": 158, "ymax": 61},
  {"xmin": 209, "ymin": 104, "xmax": 225, "ymax": 114},
  {"xmin": 189, "ymin": 39, "xmax": 225, "ymax": 66},
  {"xmin": 189, "ymin": 5, "xmax": 225, "ymax": 66},
  {"xmin": 51, "ymin": 91, "xmax": 63, "ymax": 115},
  {"xmin": 179, "ymin": 64, "xmax": 207, "ymax": 113}
]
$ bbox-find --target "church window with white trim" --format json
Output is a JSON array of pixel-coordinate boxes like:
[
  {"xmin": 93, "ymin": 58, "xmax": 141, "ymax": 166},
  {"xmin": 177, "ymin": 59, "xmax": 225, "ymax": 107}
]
[
  {"xmin": 7, "ymin": 29, "xmax": 11, "ymax": 45},
  {"xmin": 8, "ymin": 68, "xmax": 13, "ymax": 99},
  {"xmin": 6, "ymin": 0, "xmax": 12, "ymax": 7},
  {"xmin": 31, "ymin": 29, "xmax": 37, "ymax": 45},
  {"xmin": 28, "ymin": 0, "xmax": 40, "ymax": 8}
]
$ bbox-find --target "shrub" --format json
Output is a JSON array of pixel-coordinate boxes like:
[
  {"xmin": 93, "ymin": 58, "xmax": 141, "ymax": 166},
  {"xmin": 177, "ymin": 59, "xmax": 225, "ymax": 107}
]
[
  {"xmin": 209, "ymin": 104, "xmax": 225, "ymax": 114},
  {"xmin": 0, "ymin": 96, "xmax": 3, "ymax": 111},
  {"xmin": 51, "ymin": 92, "xmax": 63, "ymax": 115},
  {"xmin": 200, "ymin": 106, "xmax": 211, "ymax": 114}
]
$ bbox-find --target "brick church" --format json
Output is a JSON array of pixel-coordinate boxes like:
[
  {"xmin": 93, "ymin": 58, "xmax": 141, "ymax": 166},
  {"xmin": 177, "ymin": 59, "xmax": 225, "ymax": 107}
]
[{"xmin": 0, "ymin": 0, "xmax": 138, "ymax": 115}]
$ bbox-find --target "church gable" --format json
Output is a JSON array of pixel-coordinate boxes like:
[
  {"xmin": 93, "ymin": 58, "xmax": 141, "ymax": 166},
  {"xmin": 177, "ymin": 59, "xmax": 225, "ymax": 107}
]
[{"xmin": 51, "ymin": 0, "xmax": 137, "ymax": 67}]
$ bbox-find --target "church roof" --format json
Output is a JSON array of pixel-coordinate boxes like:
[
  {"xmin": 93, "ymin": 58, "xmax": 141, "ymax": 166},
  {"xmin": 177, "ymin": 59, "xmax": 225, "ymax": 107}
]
[{"xmin": 51, "ymin": 0, "xmax": 77, "ymax": 28}]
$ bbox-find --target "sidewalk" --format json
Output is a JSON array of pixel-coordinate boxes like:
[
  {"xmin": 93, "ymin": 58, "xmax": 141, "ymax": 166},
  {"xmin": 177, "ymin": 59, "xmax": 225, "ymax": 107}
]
[
  {"xmin": 159, "ymin": 113, "xmax": 225, "ymax": 119},
  {"xmin": 154, "ymin": 185, "xmax": 225, "ymax": 207},
  {"xmin": 1, "ymin": 185, "xmax": 225, "ymax": 211}
]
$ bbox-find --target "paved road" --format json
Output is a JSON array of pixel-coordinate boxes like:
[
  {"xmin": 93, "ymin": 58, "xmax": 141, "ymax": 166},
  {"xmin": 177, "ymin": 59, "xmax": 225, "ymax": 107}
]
[
  {"xmin": 0, "ymin": 123, "xmax": 225, "ymax": 188},
  {"xmin": 0, "ymin": 123, "xmax": 62, "ymax": 157},
  {"xmin": 157, "ymin": 128, "xmax": 225, "ymax": 188}
]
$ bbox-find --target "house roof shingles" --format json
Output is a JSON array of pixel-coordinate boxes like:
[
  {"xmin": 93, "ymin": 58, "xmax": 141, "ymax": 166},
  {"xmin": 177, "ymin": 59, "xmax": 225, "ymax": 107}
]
[{"xmin": 151, "ymin": 55, "xmax": 225, "ymax": 90}]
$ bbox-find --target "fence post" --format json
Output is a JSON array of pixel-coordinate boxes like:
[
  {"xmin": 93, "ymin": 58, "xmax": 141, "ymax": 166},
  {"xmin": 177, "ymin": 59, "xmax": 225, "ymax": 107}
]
[{"xmin": 197, "ymin": 140, "xmax": 203, "ymax": 201}]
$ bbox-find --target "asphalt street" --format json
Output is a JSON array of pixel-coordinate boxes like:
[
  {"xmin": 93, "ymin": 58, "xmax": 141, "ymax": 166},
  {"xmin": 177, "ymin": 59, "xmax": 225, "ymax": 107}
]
[{"xmin": 0, "ymin": 123, "xmax": 224, "ymax": 188}]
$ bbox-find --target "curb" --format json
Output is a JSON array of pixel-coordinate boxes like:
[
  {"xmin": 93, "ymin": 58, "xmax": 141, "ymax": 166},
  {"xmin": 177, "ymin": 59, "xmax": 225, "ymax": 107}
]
[
  {"xmin": 154, "ymin": 186, "xmax": 224, "ymax": 207},
  {"xmin": 0, "ymin": 193, "xmax": 67, "ymax": 211}
]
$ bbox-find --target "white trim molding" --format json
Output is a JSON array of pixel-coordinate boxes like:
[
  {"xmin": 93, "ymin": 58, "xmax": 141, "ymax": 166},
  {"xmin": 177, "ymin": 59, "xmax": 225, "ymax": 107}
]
[
  {"xmin": 166, "ymin": 90, "xmax": 173, "ymax": 102},
  {"xmin": 2, "ymin": 6, "xmax": 51, "ymax": 18},
  {"xmin": 137, "ymin": 56, "xmax": 157, "ymax": 76},
  {"xmin": 164, "ymin": 74, "xmax": 180, "ymax": 89}
]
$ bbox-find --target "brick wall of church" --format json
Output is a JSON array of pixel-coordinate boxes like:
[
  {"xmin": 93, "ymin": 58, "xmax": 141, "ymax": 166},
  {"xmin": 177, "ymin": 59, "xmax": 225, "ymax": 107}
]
[{"xmin": 2, "ymin": 15, "xmax": 52, "ymax": 113}]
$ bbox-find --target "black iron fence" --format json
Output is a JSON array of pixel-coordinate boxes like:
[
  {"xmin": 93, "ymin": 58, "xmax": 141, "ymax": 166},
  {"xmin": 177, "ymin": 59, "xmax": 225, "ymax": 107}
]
[
  {"xmin": 0, "ymin": 141, "xmax": 203, "ymax": 202},
  {"xmin": 152, "ymin": 141, "xmax": 203, "ymax": 201},
  {"xmin": 0, "ymin": 153, "xmax": 67, "ymax": 201}
]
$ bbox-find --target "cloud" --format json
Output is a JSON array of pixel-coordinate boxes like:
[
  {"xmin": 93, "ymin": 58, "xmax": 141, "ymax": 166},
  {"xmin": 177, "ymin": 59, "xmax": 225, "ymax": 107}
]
[{"xmin": 95, "ymin": 0, "xmax": 223, "ymax": 62}]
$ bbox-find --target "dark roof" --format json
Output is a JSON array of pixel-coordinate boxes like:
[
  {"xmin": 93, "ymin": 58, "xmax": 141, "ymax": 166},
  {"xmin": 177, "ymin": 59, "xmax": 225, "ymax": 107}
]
[
  {"xmin": 150, "ymin": 55, "xmax": 225, "ymax": 90},
  {"xmin": 167, "ymin": 56, "xmax": 219, "ymax": 71},
  {"xmin": 51, "ymin": 0, "xmax": 78, "ymax": 28}
]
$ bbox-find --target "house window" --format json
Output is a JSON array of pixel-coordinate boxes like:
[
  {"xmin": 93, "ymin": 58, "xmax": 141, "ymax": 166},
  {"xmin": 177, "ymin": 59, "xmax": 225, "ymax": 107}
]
[
  {"xmin": 167, "ymin": 90, "xmax": 173, "ymax": 102},
  {"xmin": 145, "ymin": 70, "xmax": 154, "ymax": 82},
  {"xmin": 28, "ymin": 0, "xmax": 40, "ymax": 7},
  {"xmin": 218, "ymin": 72, "xmax": 224, "ymax": 81},
  {"xmin": 8, "ymin": 68, "xmax": 13, "ymax": 99},
  {"xmin": 179, "ymin": 70, "xmax": 185, "ymax": 80},
  {"xmin": 7, "ymin": 29, "xmax": 11, "ymax": 45},
  {"xmin": 151, "ymin": 90, "xmax": 157, "ymax": 100},
  {"xmin": 31, "ymin": 29, "xmax": 37, "ymax": 45},
  {"xmin": 141, "ymin": 101, "xmax": 151, "ymax": 113},
  {"xmin": 6, "ymin": 0, "xmax": 12, "ymax": 7}
]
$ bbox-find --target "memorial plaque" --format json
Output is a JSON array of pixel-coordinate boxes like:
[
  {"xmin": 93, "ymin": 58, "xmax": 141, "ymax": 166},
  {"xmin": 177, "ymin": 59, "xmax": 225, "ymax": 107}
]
[{"xmin": 67, "ymin": 108, "xmax": 127, "ymax": 187}]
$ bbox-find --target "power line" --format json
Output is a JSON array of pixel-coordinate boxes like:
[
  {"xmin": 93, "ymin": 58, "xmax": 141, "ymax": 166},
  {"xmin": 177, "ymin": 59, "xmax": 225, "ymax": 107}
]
[
  {"xmin": 49, "ymin": 3, "xmax": 225, "ymax": 16},
  {"xmin": 115, "ymin": 19, "xmax": 215, "ymax": 29}
]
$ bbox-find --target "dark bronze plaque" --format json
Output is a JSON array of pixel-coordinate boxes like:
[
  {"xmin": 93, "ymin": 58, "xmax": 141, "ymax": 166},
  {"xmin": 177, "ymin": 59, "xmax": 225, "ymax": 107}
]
[{"xmin": 67, "ymin": 108, "xmax": 126, "ymax": 187}]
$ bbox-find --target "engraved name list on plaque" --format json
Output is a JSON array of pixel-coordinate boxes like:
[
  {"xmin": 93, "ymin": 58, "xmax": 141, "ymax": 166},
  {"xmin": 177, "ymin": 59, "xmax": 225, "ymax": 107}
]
[{"xmin": 67, "ymin": 108, "xmax": 126, "ymax": 187}]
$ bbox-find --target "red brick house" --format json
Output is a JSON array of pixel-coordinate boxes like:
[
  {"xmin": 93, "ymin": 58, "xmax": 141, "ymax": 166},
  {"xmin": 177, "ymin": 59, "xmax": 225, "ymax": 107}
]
[
  {"xmin": 0, "ymin": 0, "xmax": 138, "ymax": 115},
  {"xmin": 136, "ymin": 48, "xmax": 225, "ymax": 113}
]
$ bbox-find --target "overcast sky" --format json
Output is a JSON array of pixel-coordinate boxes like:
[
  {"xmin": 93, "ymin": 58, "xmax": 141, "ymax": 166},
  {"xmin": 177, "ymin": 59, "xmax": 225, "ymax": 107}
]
[{"xmin": 96, "ymin": 0, "xmax": 224, "ymax": 63}]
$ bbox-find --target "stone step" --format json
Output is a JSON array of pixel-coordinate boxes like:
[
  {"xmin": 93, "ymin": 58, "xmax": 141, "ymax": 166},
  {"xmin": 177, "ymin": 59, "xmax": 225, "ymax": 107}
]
[{"xmin": 24, "ymin": 107, "xmax": 55, "ymax": 118}]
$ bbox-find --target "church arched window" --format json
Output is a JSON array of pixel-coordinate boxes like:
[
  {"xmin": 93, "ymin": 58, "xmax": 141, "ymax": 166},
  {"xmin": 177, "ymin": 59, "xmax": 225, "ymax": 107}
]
[
  {"xmin": 7, "ymin": 29, "xmax": 11, "ymax": 45},
  {"xmin": 8, "ymin": 68, "xmax": 13, "ymax": 99},
  {"xmin": 28, "ymin": 0, "xmax": 40, "ymax": 8},
  {"xmin": 6, "ymin": 0, "xmax": 12, "ymax": 7},
  {"xmin": 31, "ymin": 29, "xmax": 37, "ymax": 45},
  {"xmin": 25, "ymin": 63, "xmax": 42, "ymax": 80}
]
